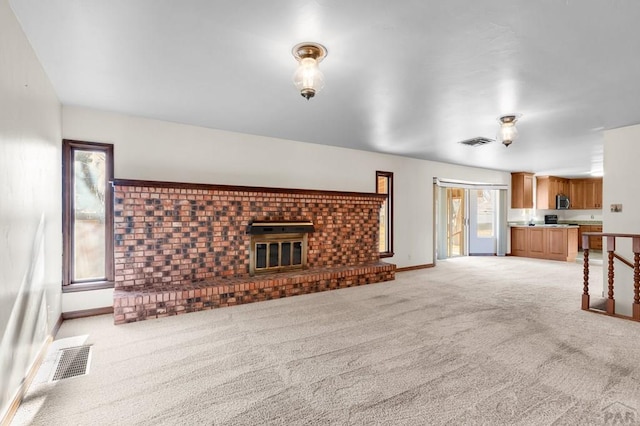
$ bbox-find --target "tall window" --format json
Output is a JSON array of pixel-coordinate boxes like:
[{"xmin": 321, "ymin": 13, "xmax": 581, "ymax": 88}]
[
  {"xmin": 376, "ymin": 171, "xmax": 394, "ymax": 257},
  {"xmin": 62, "ymin": 140, "xmax": 114, "ymax": 289}
]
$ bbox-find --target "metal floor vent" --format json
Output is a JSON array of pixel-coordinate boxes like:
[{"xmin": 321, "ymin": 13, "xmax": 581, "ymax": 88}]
[
  {"xmin": 459, "ymin": 137, "xmax": 495, "ymax": 147},
  {"xmin": 51, "ymin": 345, "xmax": 92, "ymax": 382}
]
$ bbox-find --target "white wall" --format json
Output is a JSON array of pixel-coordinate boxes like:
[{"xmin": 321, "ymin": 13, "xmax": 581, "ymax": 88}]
[
  {"xmin": 62, "ymin": 106, "xmax": 510, "ymax": 309},
  {"xmin": 0, "ymin": 0, "xmax": 62, "ymax": 420},
  {"xmin": 602, "ymin": 124, "xmax": 640, "ymax": 316}
]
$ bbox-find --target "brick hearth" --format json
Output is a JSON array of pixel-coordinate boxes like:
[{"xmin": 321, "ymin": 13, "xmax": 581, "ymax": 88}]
[{"xmin": 113, "ymin": 263, "xmax": 395, "ymax": 324}]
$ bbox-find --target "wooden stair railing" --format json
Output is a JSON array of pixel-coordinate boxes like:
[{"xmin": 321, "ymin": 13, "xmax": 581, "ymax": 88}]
[{"xmin": 582, "ymin": 232, "xmax": 640, "ymax": 321}]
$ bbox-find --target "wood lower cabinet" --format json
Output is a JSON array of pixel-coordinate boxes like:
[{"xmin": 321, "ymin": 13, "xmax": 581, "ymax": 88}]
[
  {"xmin": 579, "ymin": 225, "xmax": 603, "ymax": 250},
  {"xmin": 547, "ymin": 228, "xmax": 578, "ymax": 261},
  {"xmin": 590, "ymin": 225, "xmax": 603, "ymax": 250},
  {"xmin": 528, "ymin": 227, "xmax": 546, "ymax": 258},
  {"xmin": 510, "ymin": 226, "xmax": 578, "ymax": 262},
  {"xmin": 511, "ymin": 227, "xmax": 528, "ymax": 256}
]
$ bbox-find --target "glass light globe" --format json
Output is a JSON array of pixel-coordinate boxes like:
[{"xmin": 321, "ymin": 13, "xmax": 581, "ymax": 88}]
[
  {"xmin": 293, "ymin": 57, "xmax": 325, "ymax": 100},
  {"xmin": 499, "ymin": 123, "xmax": 518, "ymax": 142}
]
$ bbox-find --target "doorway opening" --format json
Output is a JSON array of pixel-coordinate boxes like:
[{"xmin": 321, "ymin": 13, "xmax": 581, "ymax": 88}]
[{"xmin": 434, "ymin": 179, "xmax": 508, "ymax": 261}]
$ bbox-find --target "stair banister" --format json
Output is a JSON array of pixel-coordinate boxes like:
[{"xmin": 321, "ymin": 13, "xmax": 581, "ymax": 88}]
[{"xmin": 582, "ymin": 232, "xmax": 640, "ymax": 321}]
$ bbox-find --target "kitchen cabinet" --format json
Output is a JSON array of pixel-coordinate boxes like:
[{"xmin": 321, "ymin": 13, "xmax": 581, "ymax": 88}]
[
  {"xmin": 594, "ymin": 180, "xmax": 603, "ymax": 209},
  {"xmin": 569, "ymin": 178, "xmax": 603, "ymax": 209},
  {"xmin": 583, "ymin": 179, "xmax": 603, "ymax": 209},
  {"xmin": 570, "ymin": 180, "xmax": 585, "ymax": 209},
  {"xmin": 547, "ymin": 228, "xmax": 572, "ymax": 259},
  {"xmin": 579, "ymin": 224, "xmax": 603, "ymax": 250},
  {"xmin": 511, "ymin": 227, "xmax": 528, "ymax": 256},
  {"xmin": 528, "ymin": 227, "xmax": 546, "ymax": 258},
  {"xmin": 590, "ymin": 225, "xmax": 603, "ymax": 250},
  {"xmin": 510, "ymin": 226, "xmax": 578, "ymax": 262},
  {"xmin": 511, "ymin": 172, "xmax": 534, "ymax": 208},
  {"xmin": 536, "ymin": 176, "xmax": 569, "ymax": 209}
]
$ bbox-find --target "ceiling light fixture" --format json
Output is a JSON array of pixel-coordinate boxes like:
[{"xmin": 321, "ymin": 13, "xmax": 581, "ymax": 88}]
[
  {"xmin": 292, "ymin": 42, "xmax": 327, "ymax": 100},
  {"xmin": 497, "ymin": 114, "xmax": 522, "ymax": 147}
]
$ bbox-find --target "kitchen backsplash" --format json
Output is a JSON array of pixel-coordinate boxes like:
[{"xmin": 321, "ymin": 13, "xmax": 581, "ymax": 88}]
[{"xmin": 508, "ymin": 208, "xmax": 602, "ymax": 223}]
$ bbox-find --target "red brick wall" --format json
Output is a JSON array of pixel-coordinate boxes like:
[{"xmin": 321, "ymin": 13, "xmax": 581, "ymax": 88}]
[{"xmin": 113, "ymin": 180, "xmax": 386, "ymax": 289}]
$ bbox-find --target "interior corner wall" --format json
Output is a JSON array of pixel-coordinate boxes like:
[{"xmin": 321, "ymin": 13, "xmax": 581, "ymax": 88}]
[
  {"xmin": 602, "ymin": 124, "xmax": 640, "ymax": 316},
  {"xmin": 0, "ymin": 0, "xmax": 62, "ymax": 420}
]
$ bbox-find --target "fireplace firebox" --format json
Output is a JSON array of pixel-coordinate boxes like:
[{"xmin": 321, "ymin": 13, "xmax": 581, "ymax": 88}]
[{"xmin": 248, "ymin": 221, "xmax": 314, "ymax": 275}]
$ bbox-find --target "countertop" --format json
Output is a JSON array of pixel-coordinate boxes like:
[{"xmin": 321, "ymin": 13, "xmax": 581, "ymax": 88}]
[
  {"xmin": 510, "ymin": 224, "xmax": 579, "ymax": 228},
  {"xmin": 509, "ymin": 221, "xmax": 602, "ymax": 227}
]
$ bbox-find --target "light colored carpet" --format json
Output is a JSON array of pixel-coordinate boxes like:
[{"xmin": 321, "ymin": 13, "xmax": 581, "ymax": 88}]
[{"xmin": 13, "ymin": 257, "xmax": 640, "ymax": 425}]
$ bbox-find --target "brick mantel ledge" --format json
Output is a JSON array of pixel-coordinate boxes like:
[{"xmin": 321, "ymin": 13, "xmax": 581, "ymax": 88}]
[{"xmin": 111, "ymin": 178, "xmax": 388, "ymax": 200}]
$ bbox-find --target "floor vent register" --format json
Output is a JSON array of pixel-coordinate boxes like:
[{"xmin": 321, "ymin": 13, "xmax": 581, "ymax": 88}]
[{"xmin": 50, "ymin": 345, "xmax": 93, "ymax": 382}]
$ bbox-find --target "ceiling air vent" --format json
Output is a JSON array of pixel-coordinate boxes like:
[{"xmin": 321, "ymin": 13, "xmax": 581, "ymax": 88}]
[{"xmin": 459, "ymin": 137, "xmax": 495, "ymax": 147}]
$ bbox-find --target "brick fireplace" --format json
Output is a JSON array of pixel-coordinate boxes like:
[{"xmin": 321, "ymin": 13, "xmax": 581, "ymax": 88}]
[{"xmin": 112, "ymin": 179, "xmax": 396, "ymax": 323}]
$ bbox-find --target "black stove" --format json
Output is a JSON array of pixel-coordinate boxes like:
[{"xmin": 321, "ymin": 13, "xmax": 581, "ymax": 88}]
[{"xmin": 544, "ymin": 214, "xmax": 558, "ymax": 225}]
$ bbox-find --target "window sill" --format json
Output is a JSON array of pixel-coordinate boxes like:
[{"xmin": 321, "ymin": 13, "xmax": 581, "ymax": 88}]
[
  {"xmin": 379, "ymin": 252, "xmax": 394, "ymax": 259},
  {"xmin": 62, "ymin": 280, "xmax": 115, "ymax": 293}
]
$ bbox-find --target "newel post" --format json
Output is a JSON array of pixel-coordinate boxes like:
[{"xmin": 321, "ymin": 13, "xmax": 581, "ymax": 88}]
[
  {"xmin": 633, "ymin": 237, "xmax": 640, "ymax": 321},
  {"xmin": 607, "ymin": 236, "xmax": 616, "ymax": 315},
  {"xmin": 582, "ymin": 248, "xmax": 590, "ymax": 310}
]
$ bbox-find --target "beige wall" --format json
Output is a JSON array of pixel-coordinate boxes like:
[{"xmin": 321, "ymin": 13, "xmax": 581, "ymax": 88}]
[
  {"xmin": 62, "ymin": 106, "xmax": 510, "ymax": 310},
  {"xmin": 602, "ymin": 124, "xmax": 640, "ymax": 316},
  {"xmin": 0, "ymin": 0, "xmax": 62, "ymax": 420}
]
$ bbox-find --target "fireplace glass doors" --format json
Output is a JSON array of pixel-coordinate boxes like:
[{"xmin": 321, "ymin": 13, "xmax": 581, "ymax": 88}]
[
  {"xmin": 248, "ymin": 221, "xmax": 314, "ymax": 275},
  {"xmin": 250, "ymin": 233, "xmax": 308, "ymax": 275}
]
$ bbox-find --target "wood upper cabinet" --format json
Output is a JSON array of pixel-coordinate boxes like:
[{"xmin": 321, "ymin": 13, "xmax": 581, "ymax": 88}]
[
  {"xmin": 536, "ymin": 176, "xmax": 569, "ymax": 209},
  {"xmin": 511, "ymin": 172, "xmax": 534, "ymax": 208},
  {"xmin": 583, "ymin": 179, "xmax": 603, "ymax": 209},
  {"xmin": 595, "ymin": 179, "xmax": 603, "ymax": 208},
  {"xmin": 570, "ymin": 180, "xmax": 585, "ymax": 209},
  {"xmin": 569, "ymin": 178, "xmax": 603, "ymax": 209}
]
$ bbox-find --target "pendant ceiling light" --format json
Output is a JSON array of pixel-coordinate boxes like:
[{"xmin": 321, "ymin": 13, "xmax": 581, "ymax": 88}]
[
  {"xmin": 292, "ymin": 42, "xmax": 327, "ymax": 100},
  {"xmin": 497, "ymin": 114, "xmax": 522, "ymax": 147}
]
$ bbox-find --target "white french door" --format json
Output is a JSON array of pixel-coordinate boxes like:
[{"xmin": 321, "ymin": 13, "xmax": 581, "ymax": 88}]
[
  {"xmin": 434, "ymin": 179, "xmax": 507, "ymax": 261},
  {"xmin": 468, "ymin": 189, "xmax": 498, "ymax": 255}
]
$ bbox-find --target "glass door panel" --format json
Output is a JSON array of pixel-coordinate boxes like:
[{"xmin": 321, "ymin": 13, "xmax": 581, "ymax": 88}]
[{"xmin": 447, "ymin": 188, "xmax": 466, "ymax": 257}]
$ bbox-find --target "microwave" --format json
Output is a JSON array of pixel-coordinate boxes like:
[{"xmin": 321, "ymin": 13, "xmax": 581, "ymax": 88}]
[{"xmin": 556, "ymin": 194, "xmax": 570, "ymax": 210}]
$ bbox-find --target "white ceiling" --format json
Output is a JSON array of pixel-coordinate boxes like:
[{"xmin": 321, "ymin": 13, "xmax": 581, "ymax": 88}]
[{"xmin": 10, "ymin": 1, "xmax": 640, "ymax": 177}]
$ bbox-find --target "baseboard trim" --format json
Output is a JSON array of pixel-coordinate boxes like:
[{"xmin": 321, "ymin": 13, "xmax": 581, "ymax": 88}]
[
  {"xmin": 396, "ymin": 263, "xmax": 434, "ymax": 273},
  {"xmin": 52, "ymin": 314, "xmax": 63, "ymax": 337},
  {"xmin": 62, "ymin": 306, "xmax": 113, "ymax": 320},
  {"xmin": 1, "ymin": 314, "xmax": 63, "ymax": 426}
]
